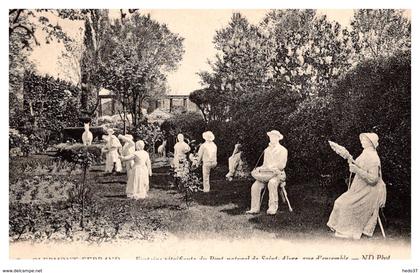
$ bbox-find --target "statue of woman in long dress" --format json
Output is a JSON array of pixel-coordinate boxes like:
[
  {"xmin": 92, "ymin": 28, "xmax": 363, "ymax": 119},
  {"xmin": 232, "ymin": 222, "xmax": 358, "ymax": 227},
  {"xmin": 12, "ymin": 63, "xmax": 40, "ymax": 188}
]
[
  {"xmin": 118, "ymin": 134, "xmax": 135, "ymax": 198},
  {"xmin": 120, "ymin": 140, "xmax": 152, "ymax": 200},
  {"xmin": 173, "ymin": 134, "xmax": 191, "ymax": 177},
  {"xmin": 327, "ymin": 133, "xmax": 387, "ymax": 239}
]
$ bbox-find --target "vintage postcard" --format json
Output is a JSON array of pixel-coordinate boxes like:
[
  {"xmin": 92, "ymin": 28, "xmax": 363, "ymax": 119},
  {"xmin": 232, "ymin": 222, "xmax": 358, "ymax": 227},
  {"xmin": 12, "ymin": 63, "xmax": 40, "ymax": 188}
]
[{"xmin": 3, "ymin": 3, "xmax": 417, "ymax": 273}]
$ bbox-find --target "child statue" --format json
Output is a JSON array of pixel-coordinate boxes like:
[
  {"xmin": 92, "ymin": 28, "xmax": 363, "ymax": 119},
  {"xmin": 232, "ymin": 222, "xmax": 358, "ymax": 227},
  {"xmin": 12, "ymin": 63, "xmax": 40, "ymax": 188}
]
[{"xmin": 173, "ymin": 134, "xmax": 191, "ymax": 177}]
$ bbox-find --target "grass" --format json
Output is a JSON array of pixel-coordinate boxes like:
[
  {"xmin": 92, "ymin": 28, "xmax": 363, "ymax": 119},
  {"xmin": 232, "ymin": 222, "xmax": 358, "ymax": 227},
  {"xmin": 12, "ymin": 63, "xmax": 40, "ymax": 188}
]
[{"xmin": 9, "ymin": 155, "xmax": 410, "ymax": 245}]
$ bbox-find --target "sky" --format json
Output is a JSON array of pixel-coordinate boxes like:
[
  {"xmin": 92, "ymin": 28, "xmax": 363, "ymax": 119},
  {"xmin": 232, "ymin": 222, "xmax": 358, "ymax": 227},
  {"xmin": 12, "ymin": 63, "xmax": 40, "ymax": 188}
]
[{"xmin": 30, "ymin": 9, "xmax": 356, "ymax": 95}]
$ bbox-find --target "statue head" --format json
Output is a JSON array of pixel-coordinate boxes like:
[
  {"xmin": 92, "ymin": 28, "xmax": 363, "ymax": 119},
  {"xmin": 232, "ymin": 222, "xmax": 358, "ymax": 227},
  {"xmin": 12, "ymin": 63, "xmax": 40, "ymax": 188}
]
[
  {"xmin": 359, "ymin": 133, "xmax": 379, "ymax": 149},
  {"xmin": 177, "ymin": 134, "xmax": 184, "ymax": 142},
  {"xmin": 106, "ymin": 128, "xmax": 115, "ymax": 135},
  {"xmin": 267, "ymin": 130, "xmax": 283, "ymax": 144},
  {"xmin": 136, "ymin": 140, "xmax": 145, "ymax": 150},
  {"xmin": 202, "ymin": 131, "xmax": 215, "ymax": 142}
]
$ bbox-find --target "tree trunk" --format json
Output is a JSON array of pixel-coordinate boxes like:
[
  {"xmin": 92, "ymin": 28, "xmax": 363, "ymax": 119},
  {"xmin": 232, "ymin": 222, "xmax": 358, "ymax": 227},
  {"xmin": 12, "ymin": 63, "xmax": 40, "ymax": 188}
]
[
  {"xmin": 123, "ymin": 97, "xmax": 127, "ymax": 134},
  {"xmin": 132, "ymin": 94, "xmax": 138, "ymax": 128}
]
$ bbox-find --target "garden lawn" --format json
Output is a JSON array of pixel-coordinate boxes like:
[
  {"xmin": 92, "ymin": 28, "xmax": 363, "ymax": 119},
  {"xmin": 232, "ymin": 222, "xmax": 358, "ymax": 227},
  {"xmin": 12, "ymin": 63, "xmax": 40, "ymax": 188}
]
[{"xmin": 9, "ymin": 155, "xmax": 411, "ymax": 258}]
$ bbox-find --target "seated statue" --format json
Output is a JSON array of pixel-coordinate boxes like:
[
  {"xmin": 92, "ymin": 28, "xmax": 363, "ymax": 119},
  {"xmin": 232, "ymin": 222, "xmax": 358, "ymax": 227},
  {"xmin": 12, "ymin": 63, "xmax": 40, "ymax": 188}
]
[
  {"xmin": 327, "ymin": 133, "xmax": 387, "ymax": 239},
  {"xmin": 246, "ymin": 130, "xmax": 288, "ymax": 215},
  {"xmin": 226, "ymin": 142, "xmax": 243, "ymax": 181}
]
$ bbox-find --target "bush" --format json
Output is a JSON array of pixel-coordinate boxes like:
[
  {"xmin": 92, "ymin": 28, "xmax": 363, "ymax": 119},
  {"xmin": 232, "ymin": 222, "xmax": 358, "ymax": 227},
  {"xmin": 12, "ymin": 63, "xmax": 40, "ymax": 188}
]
[
  {"xmin": 161, "ymin": 112, "xmax": 206, "ymax": 153},
  {"xmin": 55, "ymin": 143, "xmax": 103, "ymax": 164},
  {"xmin": 9, "ymin": 129, "xmax": 29, "ymax": 156},
  {"xmin": 13, "ymin": 72, "xmax": 82, "ymax": 152}
]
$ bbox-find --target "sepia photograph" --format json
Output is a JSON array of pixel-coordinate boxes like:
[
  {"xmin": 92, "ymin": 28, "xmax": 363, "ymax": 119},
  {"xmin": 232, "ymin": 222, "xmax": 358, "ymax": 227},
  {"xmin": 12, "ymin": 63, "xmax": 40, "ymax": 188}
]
[{"xmin": 3, "ymin": 3, "xmax": 417, "ymax": 272}]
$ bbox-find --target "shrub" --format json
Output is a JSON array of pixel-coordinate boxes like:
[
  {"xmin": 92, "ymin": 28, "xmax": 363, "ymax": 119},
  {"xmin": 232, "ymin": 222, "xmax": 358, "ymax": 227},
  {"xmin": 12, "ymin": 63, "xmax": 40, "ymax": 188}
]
[
  {"xmin": 55, "ymin": 143, "xmax": 103, "ymax": 164},
  {"xmin": 15, "ymin": 72, "xmax": 81, "ymax": 151},
  {"xmin": 161, "ymin": 112, "xmax": 206, "ymax": 153}
]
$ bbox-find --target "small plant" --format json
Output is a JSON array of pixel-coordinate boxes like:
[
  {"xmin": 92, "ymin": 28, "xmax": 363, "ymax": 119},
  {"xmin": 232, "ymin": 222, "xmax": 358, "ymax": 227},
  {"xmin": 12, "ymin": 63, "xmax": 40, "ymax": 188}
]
[
  {"xmin": 68, "ymin": 147, "xmax": 95, "ymax": 228},
  {"xmin": 174, "ymin": 158, "xmax": 202, "ymax": 208}
]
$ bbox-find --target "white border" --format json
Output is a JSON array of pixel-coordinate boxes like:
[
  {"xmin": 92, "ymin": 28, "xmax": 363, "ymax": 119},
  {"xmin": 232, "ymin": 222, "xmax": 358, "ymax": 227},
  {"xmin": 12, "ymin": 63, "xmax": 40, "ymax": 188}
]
[{"xmin": 1, "ymin": 1, "xmax": 418, "ymax": 273}]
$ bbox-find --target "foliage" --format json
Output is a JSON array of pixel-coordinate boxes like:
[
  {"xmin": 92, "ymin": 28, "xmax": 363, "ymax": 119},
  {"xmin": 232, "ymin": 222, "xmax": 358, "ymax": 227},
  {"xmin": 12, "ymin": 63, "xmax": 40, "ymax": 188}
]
[
  {"xmin": 129, "ymin": 122, "xmax": 164, "ymax": 154},
  {"xmin": 56, "ymin": 143, "xmax": 103, "ymax": 164},
  {"xmin": 98, "ymin": 12, "xmax": 185, "ymax": 129},
  {"xmin": 9, "ymin": 129, "xmax": 30, "ymax": 156},
  {"xmin": 161, "ymin": 112, "xmax": 206, "ymax": 143},
  {"xmin": 173, "ymin": 158, "xmax": 202, "ymax": 208},
  {"xmin": 17, "ymin": 72, "xmax": 81, "ymax": 150},
  {"xmin": 9, "ymin": 9, "xmax": 74, "ymax": 125},
  {"xmin": 350, "ymin": 9, "xmax": 411, "ymax": 61}
]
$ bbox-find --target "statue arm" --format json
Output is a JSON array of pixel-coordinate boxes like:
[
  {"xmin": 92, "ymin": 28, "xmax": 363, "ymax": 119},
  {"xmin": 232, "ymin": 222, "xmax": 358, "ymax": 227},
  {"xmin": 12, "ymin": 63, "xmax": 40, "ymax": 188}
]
[
  {"xmin": 120, "ymin": 154, "xmax": 135, "ymax": 162},
  {"xmin": 196, "ymin": 145, "xmax": 204, "ymax": 163},
  {"xmin": 146, "ymin": 154, "xmax": 152, "ymax": 176},
  {"xmin": 354, "ymin": 164, "xmax": 380, "ymax": 185},
  {"xmin": 185, "ymin": 143, "xmax": 191, "ymax": 153},
  {"xmin": 277, "ymin": 149, "xmax": 288, "ymax": 171}
]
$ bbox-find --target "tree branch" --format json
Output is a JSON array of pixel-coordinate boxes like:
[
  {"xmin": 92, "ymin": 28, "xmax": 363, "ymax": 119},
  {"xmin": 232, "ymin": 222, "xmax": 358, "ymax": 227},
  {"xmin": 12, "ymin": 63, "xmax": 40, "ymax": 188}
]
[
  {"xmin": 10, "ymin": 24, "xmax": 40, "ymax": 46},
  {"xmin": 12, "ymin": 9, "xmax": 23, "ymax": 24}
]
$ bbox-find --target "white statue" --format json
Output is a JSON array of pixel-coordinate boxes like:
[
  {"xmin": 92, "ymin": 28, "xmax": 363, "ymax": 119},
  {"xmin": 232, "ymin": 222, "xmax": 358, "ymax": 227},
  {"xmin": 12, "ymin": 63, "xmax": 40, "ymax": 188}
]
[
  {"xmin": 173, "ymin": 134, "xmax": 191, "ymax": 176},
  {"xmin": 327, "ymin": 133, "xmax": 387, "ymax": 239},
  {"xmin": 102, "ymin": 128, "xmax": 122, "ymax": 174},
  {"xmin": 195, "ymin": 131, "xmax": 217, "ymax": 192},
  {"xmin": 120, "ymin": 140, "xmax": 152, "ymax": 200},
  {"xmin": 246, "ymin": 130, "xmax": 288, "ymax": 215},
  {"xmin": 118, "ymin": 134, "xmax": 136, "ymax": 198},
  {"xmin": 157, "ymin": 140, "xmax": 167, "ymax": 158},
  {"xmin": 226, "ymin": 142, "xmax": 243, "ymax": 181},
  {"xmin": 82, "ymin": 123, "xmax": 93, "ymax": 145}
]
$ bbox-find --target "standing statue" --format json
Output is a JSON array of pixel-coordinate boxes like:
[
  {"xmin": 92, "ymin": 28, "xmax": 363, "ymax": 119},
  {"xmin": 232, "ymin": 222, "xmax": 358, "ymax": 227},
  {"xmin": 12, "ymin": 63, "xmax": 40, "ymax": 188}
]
[
  {"xmin": 246, "ymin": 130, "xmax": 288, "ymax": 215},
  {"xmin": 118, "ymin": 134, "xmax": 136, "ymax": 198},
  {"xmin": 173, "ymin": 134, "xmax": 191, "ymax": 177},
  {"xmin": 102, "ymin": 128, "xmax": 122, "ymax": 174},
  {"xmin": 194, "ymin": 131, "xmax": 217, "ymax": 192},
  {"xmin": 82, "ymin": 123, "xmax": 93, "ymax": 145},
  {"xmin": 226, "ymin": 142, "xmax": 243, "ymax": 181},
  {"xmin": 157, "ymin": 140, "xmax": 167, "ymax": 158},
  {"xmin": 120, "ymin": 140, "xmax": 152, "ymax": 200},
  {"xmin": 327, "ymin": 133, "xmax": 387, "ymax": 239}
]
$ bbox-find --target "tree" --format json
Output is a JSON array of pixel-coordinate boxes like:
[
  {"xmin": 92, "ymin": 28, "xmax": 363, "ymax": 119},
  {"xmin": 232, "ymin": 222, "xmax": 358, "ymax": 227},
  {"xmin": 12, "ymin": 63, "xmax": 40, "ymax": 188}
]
[
  {"xmin": 350, "ymin": 9, "xmax": 411, "ymax": 61},
  {"xmin": 99, "ymin": 13, "xmax": 185, "ymax": 132},
  {"xmin": 9, "ymin": 9, "xmax": 72, "ymax": 127},
  {"xmin": 260, "ymin": 10, "xmax": 353, "ymax": 98},
  {"xmin": 57, "ymin": 27, "xmax": 84, "ymax": 87},
  {"xmin": 9, "ymin": 9, "xmax": 70, "ymax": 50}
]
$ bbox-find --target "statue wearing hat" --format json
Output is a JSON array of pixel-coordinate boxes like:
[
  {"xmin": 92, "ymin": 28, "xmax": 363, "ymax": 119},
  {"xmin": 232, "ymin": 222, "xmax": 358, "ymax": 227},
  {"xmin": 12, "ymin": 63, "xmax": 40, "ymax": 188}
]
[
  {"xmin": 327, "ymin": 133, "xmax": 387, "ymax": 239},
  {"xmin": 246, "ymin": 130, "xmax": 288, "ymax": 215},
  {"xmin": 102, "ymin": 128, "xmax": 122, "ymax": 174},
  {"xmin": 195, "ymin": 131, "xmax": 217, "ymax": 192}
]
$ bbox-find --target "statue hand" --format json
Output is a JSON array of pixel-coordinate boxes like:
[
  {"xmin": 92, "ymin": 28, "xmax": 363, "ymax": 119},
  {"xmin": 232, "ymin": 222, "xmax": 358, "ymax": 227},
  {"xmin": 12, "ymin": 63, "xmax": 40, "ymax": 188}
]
[{"xmin": 349, "ymin": 163, "xmax": 358, "ymax": 173}]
